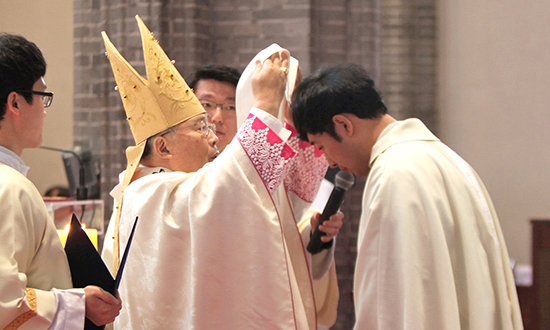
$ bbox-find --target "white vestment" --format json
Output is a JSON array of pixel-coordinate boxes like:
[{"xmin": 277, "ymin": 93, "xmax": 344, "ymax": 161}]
[
  {"xmin": 112, "ymin": 110, "xmax": 325, "ymax": 329},
  {"xmin": 354, "ymin": 119, "xmax": 523, "ymax": 330},
  {"xmin": 0, "ymin": 146, "xmax": 85, "ymax": 330}
]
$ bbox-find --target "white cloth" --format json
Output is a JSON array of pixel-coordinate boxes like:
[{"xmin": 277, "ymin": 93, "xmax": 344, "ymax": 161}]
[
  {"xmin": 0, "ymin": 147, "xmax": 85, "ymax": 330},
  {"xmin": 111, "ymin": 111, "xmax": 323, "ymax": 329},
  {"xmin": 354, "ymin": 118, "xmax": 523, "ymax": 330},
  {"xmin": 236, "ymin": 43, "xmax": 300, "ymax": 128}
]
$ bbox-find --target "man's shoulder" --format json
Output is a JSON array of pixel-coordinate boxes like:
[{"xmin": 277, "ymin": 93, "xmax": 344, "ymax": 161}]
[
  {"xmin": 0, "ymin": 165, "xmax": 46, "ymax": 218},
  {"xmin": 369, "ymin": 140, "xmax": 449, "ymax": 188},
  {"xmin": 126, "ymin": 170, "xmax": 194, "ymax": 194},
  {"xmin": 0, "ymin": 164, "xmax": 34, "ymax": 191},
  {"xmin": 376, "ymin": 140, "xmax": 438, "ymax": 167}
]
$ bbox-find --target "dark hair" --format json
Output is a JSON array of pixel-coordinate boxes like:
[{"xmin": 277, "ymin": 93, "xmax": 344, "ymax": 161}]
[
  {"xmin": 291, "ymin": 63, "xmax": 387, "ymax": 142},
  {"xmin": 188, "ymin": 63, "xmax": 241, "ymax": 89},
  {"xmin": 0, "ymin": 33, "xmax": 47, "ymax": 121},
  {"xmin": 44, "ymin": 185, "xmax": 71, "ymax": 198},
  {"xmin": 141, "ymin": 126, "xmax": 174, "ymax": 160}
]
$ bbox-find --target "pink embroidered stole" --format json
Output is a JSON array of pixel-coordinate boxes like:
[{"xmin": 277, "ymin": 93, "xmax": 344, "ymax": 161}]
[
  {"xmin": 283, "ymin": 123, "xmax": 328, "ymax": 203},
  {"xmin": 236, "ymin": 113, "xmax": 296, "ymax": 194}
]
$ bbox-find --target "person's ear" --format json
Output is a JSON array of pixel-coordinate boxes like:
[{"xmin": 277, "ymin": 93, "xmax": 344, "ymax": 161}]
[
  {"xmin": 333, "ymin": 114, "xmax": 353, "ymax": 137},
  {"xmin": 154, "ymin": 136, "xmax": 172, "ymax": 159},
  {"xmin": 5, "ymin": 92, "xmax": 21, "ymax": 115}
]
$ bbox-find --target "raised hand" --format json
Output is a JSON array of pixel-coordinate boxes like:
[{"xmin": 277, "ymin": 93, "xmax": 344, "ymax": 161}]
[{"xmin": 251, "ymin": 50, "xmax": 291, "ymax": 118}]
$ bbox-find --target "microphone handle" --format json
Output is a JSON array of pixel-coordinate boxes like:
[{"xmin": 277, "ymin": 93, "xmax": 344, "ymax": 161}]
[
  {"xmin": 76, "ymin": 167, "xmax": 87, "ymax": 200},
  {"xmin": 307, "ymin": 187, "xmax": 346, "ymax": 254}
]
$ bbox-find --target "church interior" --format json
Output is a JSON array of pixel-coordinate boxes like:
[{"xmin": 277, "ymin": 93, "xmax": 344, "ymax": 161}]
[{"xmin": 1, "ymin": 1, "xmax": 549, "ymax": 329}]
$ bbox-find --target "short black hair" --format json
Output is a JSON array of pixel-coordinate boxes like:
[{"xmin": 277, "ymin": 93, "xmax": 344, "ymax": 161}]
[
  {"xmin": 0, "ymin": 33, "xmax": 47, "ymax": 121},
  {"xmin": 291, "ymin": 63, "xmax": 387, "ymax": 142},
  {"xmin": 141, "ymin": 126, "xmax": 174, "ymax": 161},
  {"xmin": 188, "ymin": 63, "xmax": 241, "ymax": 90}
]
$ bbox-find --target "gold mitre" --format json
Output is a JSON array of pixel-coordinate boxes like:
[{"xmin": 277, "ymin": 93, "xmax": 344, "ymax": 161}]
[{"xmin": 102, "ymin": 15, "xmax": 205, "ymax": 145}]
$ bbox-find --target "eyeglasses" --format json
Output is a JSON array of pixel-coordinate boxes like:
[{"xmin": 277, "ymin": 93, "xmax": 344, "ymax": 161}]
[
  {"xmin": 162, "ymin": 118, "xmax": 216, "ymax": 138},
  {"xmin": 200, "ymin": 100, "xmax": 236, "ymax": 117},
  {"xmin": 15, "ymin": 90, "xmax": 54, "ymax": 108}
]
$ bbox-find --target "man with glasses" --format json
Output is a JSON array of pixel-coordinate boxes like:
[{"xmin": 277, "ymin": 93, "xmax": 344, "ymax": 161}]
[
  {"xmin": 101, "ymin": 16, "xmax": 325, "ymax": 329},
  {"xmin": 188, "ymin": 63, "xmax": 240, "ymax": 153},
  {"xmin": 14, "ymin": 90, "xmax": 54, "ymax": 107},
  {"xmin": 0, "ymin": 33, "xmax": 121, "ymax": 329}
]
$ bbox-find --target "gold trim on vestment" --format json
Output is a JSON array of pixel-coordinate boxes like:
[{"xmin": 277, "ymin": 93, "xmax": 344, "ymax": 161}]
[{"xmin": 3, "ymin": 288, "xmax": 37, "ymax": 330}]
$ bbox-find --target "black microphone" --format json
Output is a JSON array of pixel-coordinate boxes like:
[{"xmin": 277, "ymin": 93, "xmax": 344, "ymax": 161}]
[
  {"xmin": 307, "ymin": 171, "xmax": 355, "ymax": 254},
  {"xmin": 40, "ymin": 146, "xmax": 87, "ymax": 200}
]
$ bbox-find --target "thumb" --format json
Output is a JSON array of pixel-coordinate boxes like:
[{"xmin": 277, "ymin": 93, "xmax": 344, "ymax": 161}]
[
  {"xmin": 280, "ymin": 50, "xmax": 290, "ymax": 70},
  {"xmin": 99, "ymin": 289, "xmax": 119, "ymax": 305},
  {"xmin": 310, "ymin": 212, "xmax": 320, "ymax": 231}
]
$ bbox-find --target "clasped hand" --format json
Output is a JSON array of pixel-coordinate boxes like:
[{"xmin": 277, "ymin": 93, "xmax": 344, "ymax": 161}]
[
  {"xmin": 84, "ymin": 286, "xmax": 122, "ymax": 325},
  {"xmin": 311, "ymin": 211, "xmax": 345, "ymax": 242}
]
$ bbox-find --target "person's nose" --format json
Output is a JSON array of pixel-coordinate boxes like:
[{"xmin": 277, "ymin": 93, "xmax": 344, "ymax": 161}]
[
  {"xmin": 325, "ymin": 155, "xmax": 337, "ymax": 168},
  {"xmin": 209, "ymin": 130, "xmax": 219, "ymax": 145},
  {"xmin": 210, "ymin": 106, "xmax": 224, "ymax": 123}
]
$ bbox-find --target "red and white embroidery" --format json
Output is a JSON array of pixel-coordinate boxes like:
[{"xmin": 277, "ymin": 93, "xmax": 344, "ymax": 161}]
[
  {"xmin": 237, "ymin": 114, "xmax": 297, "ymax": 194},
  {"xmin": 284, "ymin": 124, "xmax": 328, "ymax": 202}
]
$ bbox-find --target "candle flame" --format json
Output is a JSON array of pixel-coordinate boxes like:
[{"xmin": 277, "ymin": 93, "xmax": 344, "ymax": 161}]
[{"xmin": 63, "ymin": 223, "xmax": 87, "ymax": 233}]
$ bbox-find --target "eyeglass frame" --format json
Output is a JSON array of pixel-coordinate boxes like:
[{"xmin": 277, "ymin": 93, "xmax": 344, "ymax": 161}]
[
  {"xmin": 15, "ymin": 90, "xmax": 54, "ymax": 108},
  {"xmin": 199, "ymin": 99, "xmax": 236, "ymax": 117},
  {"xmin": 161, "ymin": 116, "xmax": 216, "ymax": 138}
]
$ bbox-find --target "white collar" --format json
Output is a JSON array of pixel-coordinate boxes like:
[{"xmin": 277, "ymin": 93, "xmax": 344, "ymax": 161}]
[
  {"xmin": 0, "ymin": 145, "xmax": 30, "ymax": 176},
  {"xmin": 110, "ymin": 165, "xmax": 172, "ymax": 200}
]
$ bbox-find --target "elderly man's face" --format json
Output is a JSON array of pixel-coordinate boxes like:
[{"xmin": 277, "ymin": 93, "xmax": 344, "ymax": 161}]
[
  {"xmin": 194, "ymin": 79, "xmax": 237, "ymax": 152},
  {"xmin": 162, "ymin": 114, "xmax": 219, "ymax": 172}
]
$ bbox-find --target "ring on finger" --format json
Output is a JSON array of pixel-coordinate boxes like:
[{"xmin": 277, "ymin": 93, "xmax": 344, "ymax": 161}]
[{"xmin": 280, "ymin": 66, "xmax": 289, "ymax": 75}]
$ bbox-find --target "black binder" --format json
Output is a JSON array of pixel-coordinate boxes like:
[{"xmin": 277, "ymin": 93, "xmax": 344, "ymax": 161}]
[{"xmin": 64, "ymin": 213, "xmax": 138, "ymax": 330}]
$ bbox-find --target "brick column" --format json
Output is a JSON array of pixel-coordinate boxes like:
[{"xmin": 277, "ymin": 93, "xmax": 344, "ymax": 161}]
[{"xmin": 379, "ymin": 0, "xmax": 438, "ymax": 132}]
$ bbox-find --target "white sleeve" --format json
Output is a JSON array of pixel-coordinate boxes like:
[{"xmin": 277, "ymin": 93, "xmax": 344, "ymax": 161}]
[{"xmin": 48, "ymin": 288, "xmax": 85, "ymax": 330}]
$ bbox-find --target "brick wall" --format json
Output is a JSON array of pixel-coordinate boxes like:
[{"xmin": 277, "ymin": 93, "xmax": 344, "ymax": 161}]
[
  {"xmin": 379, "ymin": 0, "xmax": 438, "ymax": 132},
  {"xmin": 73, "ymin": 1, "xmax": 437, "ymax": 328}
]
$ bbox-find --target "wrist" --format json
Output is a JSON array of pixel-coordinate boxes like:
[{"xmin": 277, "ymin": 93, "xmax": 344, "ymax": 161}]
[{"xmin": 253, "ymin": 101, "xmax": 280, "ymax": 117}]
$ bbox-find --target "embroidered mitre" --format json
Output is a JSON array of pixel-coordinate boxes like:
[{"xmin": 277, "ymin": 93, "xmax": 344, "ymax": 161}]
[{"xmin": 102, "ymin": 15, "xmax": 205, "ymax": 144}]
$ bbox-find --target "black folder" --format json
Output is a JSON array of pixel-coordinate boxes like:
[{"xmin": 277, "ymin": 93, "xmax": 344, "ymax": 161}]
[{"xmin": 64, "ymin": 213, "xmax": 138, "ymax": 330}]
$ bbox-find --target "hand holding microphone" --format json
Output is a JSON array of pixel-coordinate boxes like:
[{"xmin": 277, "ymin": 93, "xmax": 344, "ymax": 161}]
[{"xmin": 307, "ymin": 171, "xmax": 355, "ymax": 254}]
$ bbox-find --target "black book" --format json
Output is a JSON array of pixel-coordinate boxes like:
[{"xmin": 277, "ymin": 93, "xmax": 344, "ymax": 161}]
[{"xmin": 64, "ymin": 213, "xmax": 138, "ymax": 330}]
